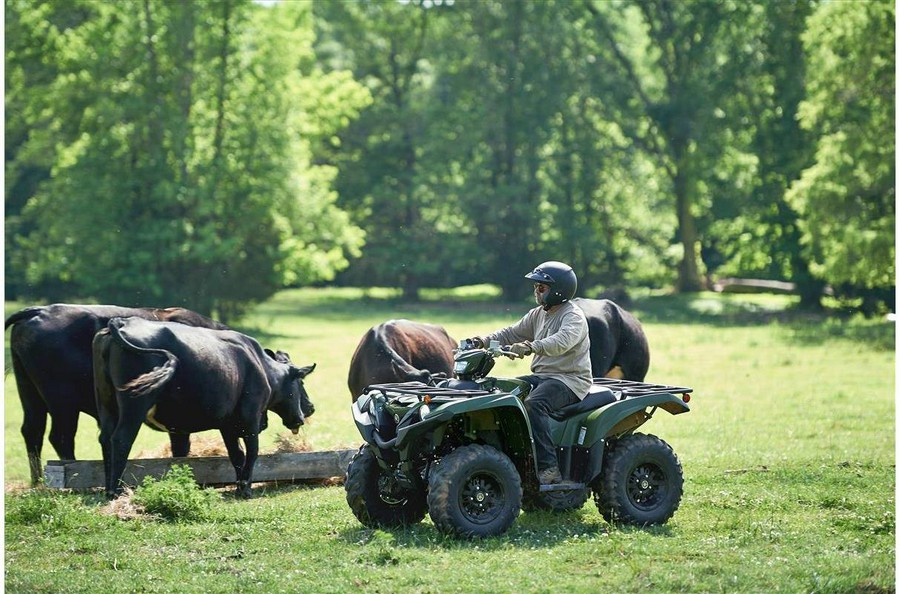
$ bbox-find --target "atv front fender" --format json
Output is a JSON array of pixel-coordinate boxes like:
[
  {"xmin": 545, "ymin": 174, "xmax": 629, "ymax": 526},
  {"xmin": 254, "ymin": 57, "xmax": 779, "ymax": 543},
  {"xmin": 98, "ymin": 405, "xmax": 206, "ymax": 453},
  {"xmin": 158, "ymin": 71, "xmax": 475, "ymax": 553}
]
[
  {"xmin": 395, "ymin": 393, "xmax": 528, "ymax": 448},
  {"xmin": 581, "ymin": 393, "xmax": 690, "ymax": 486},
  {"xmin": 351, "ymin": 393, "xmax": 377, "ymax": 445},
  {"xmin": 395, "ymin": 393, "xmax": 536, "ymax": 473}
]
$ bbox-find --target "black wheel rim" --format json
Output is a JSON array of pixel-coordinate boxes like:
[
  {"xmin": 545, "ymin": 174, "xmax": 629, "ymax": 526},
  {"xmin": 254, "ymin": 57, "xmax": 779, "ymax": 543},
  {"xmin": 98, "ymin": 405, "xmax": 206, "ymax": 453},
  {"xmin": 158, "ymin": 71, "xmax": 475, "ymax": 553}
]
[
  {"xmin": 627, "ymin": 462, "xmax": 667, "ymax": 511},
  {"xmin": 459, "ymin": 471, "xmax": 505, "ymax": 524}
]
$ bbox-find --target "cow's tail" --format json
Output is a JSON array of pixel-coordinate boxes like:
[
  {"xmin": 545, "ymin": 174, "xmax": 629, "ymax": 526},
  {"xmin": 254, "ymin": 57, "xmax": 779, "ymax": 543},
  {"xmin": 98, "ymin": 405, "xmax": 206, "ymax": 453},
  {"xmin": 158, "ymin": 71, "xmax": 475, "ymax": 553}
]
[
  {"xmin": 107, "ymin": 318, "xmax": 178, "ymax": 398},
  {"xmin": 4, "ymin": 307, "xmax": 43, "ymax": 330}
]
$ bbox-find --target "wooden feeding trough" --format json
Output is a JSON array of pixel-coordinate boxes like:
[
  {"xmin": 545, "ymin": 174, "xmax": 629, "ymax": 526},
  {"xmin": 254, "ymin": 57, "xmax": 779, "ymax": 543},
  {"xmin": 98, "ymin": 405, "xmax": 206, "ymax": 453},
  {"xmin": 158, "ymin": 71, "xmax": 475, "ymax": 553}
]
[{"xmin": 43, "ymin": 449, "xmax": 358, "ymax": 490}]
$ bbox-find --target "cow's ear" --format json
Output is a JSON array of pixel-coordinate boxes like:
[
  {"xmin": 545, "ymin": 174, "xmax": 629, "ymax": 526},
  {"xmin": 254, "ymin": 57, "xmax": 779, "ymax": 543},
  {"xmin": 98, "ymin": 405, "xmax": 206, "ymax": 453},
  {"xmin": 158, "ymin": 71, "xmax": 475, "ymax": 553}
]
[
  {"xmin": 291, "ymin": 363, "xmax": 317, "ymax": 379},
  {"xmin": 264, "ymin": 348, "xmax": 277, "ymax": 360}
]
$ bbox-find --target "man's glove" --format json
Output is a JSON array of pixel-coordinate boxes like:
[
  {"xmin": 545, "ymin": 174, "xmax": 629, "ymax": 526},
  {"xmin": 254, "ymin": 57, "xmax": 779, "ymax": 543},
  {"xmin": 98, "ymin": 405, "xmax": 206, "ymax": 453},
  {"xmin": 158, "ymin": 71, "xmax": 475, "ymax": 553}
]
[
  {"xmin": 508, "ymin": 342, "xmax": 533, "ymax": 357},
  {"xmin": 464, "ymin": 336, "xmax": 486, "ymax": 349}
]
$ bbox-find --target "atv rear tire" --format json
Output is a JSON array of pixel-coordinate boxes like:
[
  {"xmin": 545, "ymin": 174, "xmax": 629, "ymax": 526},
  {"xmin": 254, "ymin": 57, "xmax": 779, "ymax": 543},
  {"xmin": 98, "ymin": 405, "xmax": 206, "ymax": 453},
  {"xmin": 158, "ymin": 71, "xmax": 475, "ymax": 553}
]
[
  {"xmin": 345, "ymin": 446, "xmax": 426, "ymax": 528},
  {"xmin": 594, "ymin": 433, "xmax": 683, "ymax": 526},
  {"xmin": 427, "ymin": 444, "xmax": 522, "ymax": 538}
]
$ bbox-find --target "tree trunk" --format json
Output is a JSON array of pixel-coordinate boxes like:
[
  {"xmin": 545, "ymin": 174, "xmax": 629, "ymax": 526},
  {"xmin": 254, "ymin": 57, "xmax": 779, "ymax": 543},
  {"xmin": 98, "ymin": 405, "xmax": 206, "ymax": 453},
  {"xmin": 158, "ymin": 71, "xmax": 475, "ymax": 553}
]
[{"xmin": 673, "ymin": 165, "xmax": 704, "ymax": 292}]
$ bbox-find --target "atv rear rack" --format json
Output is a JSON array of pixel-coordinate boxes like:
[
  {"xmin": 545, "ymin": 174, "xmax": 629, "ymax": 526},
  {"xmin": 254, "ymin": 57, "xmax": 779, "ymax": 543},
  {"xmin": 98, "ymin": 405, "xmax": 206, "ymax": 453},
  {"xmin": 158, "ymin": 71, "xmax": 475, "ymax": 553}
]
[
  {"xmin": 591, "ymin": 377, "xmax": 693, "ymax": 397},
  {"xmin": 363, "ymin": 381, "xmax": 493, "ymax": 399}
]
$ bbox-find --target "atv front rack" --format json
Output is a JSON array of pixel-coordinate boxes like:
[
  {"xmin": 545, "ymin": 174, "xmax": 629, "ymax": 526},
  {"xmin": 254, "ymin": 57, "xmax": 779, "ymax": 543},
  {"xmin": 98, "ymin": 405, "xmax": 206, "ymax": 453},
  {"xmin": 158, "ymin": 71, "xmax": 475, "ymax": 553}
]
[
  {"xmin": 591, "ymin": 378, "xmax": 693, "ymax": 398},
  {"xmin": 363, "ymin": 381, "xmax": 493, "ymax": 399}
]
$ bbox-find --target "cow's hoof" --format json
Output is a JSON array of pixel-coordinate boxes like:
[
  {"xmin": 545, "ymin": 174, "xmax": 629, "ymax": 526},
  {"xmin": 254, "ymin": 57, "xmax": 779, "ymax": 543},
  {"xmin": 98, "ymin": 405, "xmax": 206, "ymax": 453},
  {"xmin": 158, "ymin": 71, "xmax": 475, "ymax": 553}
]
[{"xmin": 236, "ymin": 483, "xmax": 253, "ymax": 499}]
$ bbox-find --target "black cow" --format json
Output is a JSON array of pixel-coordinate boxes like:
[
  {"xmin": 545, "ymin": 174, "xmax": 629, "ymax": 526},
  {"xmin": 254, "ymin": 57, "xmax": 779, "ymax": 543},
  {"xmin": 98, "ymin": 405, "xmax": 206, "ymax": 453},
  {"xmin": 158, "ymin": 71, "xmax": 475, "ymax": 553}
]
[
  {"xmin": 574, "ymin": 298, "xmax": 650, "ymax": 381},
  {"xmin": 347, "ymin": 319, "xmax": 456, "ymax": 401},
  {"xmin": 93, "ymin": 317, "xmax": 316, "ymax": 498},
  {"xmin": 5, "ymin": 304, "xmax": 228, "ymax": 485}
]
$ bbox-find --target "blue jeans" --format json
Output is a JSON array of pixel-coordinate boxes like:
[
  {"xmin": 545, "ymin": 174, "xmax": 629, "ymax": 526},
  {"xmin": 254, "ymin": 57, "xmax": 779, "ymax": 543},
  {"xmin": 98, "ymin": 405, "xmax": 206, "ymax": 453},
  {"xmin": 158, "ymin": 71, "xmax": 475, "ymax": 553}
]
[{"xmin": 520, "ymin": 375, "xmax": 579, "ymax": 472}]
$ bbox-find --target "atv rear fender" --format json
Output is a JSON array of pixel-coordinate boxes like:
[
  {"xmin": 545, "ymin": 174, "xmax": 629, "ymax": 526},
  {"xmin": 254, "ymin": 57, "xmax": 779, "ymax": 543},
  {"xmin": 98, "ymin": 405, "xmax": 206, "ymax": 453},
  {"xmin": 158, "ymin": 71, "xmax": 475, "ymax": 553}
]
[{"xmin": 581, "ymin": 393, "xmax": 690, "ymax": 485}]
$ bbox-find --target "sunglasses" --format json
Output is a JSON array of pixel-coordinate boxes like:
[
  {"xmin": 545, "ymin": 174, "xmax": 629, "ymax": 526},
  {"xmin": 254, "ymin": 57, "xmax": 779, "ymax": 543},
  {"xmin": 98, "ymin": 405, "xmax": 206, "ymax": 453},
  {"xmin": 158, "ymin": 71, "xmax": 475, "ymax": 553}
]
[{"xmin": 533, "ymin": 283, "xmax": 549, "ymax": 293}]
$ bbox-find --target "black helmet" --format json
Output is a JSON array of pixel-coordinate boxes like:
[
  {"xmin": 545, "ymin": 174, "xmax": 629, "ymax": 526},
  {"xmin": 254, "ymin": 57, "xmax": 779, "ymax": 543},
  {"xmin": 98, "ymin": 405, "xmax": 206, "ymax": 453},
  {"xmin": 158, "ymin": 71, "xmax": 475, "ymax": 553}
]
[{"xmin": 525, "ymin": 261, "xmax": 577, "ymax": 307}]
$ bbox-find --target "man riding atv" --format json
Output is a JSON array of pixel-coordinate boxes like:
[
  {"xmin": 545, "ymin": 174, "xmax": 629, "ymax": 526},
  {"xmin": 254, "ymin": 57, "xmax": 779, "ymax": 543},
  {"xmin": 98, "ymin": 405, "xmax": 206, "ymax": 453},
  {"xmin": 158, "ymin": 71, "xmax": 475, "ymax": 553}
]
[{"xmin": 467, "ymin": 261, "xmax": 591, "ymax": 485}]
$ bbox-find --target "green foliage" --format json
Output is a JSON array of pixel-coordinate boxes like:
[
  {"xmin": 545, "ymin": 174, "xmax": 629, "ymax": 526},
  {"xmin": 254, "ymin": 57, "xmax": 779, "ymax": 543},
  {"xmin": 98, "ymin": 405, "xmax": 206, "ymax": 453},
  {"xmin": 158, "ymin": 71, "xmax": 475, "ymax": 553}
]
[
  {"xmin": 584, "ymin": 0, "xmax": 768, "ymax": 292},
  {"xmin": 131, "ymin": 465, "xmax": 220, "ymax": 522},
  {"xmin": 5, "ymin": 0, "xmax": 894, "ymax": 312},
  {"xmin": 5, "ymin": 489, "xmax": 88, "ymax": 531},
  {"xmin": 6, "ymin": 0, "xmax": 367, "ymax": 318},
  {"xmin": 787, "ymin": 0, "xmax": 895, "ymax": 291}
]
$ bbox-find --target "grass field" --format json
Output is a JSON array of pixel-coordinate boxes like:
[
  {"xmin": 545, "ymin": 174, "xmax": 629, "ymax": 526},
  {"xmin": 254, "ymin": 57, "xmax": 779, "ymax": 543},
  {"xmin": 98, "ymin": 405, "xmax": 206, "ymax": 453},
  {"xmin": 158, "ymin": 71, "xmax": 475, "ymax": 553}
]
[{"xmin": 4, "ymin": 288, "xmax": 896, "ymax": 593}]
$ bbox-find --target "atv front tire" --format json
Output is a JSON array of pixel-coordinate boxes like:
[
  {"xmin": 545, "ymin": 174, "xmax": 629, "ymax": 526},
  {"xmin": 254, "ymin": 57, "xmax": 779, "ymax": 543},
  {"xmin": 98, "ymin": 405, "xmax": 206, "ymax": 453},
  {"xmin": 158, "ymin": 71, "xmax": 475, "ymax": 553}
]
[
  {"xmin": 345, "ymin": 446, "xmax": 426, "ymax": 528},
  {"xmin": 427, "ymin": 444, "xmax": 522, "ymax": 538},
  {"xmin": 594, "ymin": 433, "xmax": 683, "ymax": 526}
]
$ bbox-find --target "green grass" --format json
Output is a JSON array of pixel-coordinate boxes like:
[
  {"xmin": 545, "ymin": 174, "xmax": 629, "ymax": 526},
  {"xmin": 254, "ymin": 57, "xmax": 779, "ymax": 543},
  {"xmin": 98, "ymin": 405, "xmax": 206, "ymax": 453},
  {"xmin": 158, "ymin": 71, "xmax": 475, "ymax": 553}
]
[{"xmin": 4, "ymin": 289, "xmax": 895, "ymax": 593}]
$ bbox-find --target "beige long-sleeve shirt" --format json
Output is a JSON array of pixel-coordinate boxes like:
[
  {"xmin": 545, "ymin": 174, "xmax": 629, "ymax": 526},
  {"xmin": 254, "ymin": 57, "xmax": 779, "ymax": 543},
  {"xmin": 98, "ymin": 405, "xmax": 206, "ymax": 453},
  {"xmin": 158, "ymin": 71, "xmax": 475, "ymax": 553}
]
[{"xmin": 486, "ymin": 301, "xmax": 592, "ymax": 399}]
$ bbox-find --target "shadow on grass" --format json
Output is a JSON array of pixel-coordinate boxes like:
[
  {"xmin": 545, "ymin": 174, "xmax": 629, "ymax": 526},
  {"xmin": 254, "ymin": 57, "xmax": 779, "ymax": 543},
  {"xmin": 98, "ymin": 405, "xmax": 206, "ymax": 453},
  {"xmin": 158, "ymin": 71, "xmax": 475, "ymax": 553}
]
[
  {"xmin": 335, "ymin": 508, "xmax": 675, "ymax": 551},
  {"xmin": 633, "ymin": 293, "xmax": 895, "ymax": 352}
]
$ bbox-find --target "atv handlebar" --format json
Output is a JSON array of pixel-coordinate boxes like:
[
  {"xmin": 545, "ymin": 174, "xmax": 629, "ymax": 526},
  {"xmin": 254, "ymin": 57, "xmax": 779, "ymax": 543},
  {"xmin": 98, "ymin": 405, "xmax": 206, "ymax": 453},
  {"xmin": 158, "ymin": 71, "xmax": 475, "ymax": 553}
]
[
  {"xmin": 494, "ymin": 346, "xmax": 523, "ymax": 360},
  {"xmin": 457, "ymin": 339, "xmax": 523, "ymax": 360}
]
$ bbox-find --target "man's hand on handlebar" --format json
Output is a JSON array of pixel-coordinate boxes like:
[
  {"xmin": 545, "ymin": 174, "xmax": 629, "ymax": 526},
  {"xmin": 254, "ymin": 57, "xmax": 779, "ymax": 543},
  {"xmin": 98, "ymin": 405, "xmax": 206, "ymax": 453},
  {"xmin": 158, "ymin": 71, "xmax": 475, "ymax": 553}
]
[
  {"xmin": 507, "ymin": 342, "xmax": 533, "ymax": 358},
  {"xmin": 463, "ymin": 336, "xmax": 486, "ymax": 349}
]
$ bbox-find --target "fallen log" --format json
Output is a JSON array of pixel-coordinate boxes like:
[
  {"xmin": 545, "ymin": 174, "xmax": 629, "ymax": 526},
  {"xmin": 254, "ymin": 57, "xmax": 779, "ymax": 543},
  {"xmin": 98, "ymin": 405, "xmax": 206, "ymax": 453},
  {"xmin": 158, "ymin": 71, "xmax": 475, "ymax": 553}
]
[
  {"xmin": 712, "ymin": 278, "xmax": 797, "ymax": 294},
  {"xmin": 44, "ymin": 449, "xmax": 357, "ymax": 491}
]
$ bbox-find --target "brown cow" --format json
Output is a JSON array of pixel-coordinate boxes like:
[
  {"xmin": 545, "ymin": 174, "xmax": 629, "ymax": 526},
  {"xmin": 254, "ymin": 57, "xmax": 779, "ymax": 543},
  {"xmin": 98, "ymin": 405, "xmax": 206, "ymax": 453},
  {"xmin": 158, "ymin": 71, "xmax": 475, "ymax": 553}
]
[
  {"xmin": 574, "ymin": 298, "xmax": 650, "ymax": 381},
  {"xmin": 5, "ymin": 303, "xmax": 228, "ymax": 484},
  {"xmin": 347, "ymin": 319, "xmax": 456, "ymax": 401}
]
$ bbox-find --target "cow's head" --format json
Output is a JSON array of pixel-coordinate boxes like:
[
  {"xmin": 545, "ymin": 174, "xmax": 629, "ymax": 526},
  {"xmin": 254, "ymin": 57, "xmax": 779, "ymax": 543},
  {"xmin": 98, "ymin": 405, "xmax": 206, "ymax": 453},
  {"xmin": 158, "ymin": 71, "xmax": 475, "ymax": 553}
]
[{"xmin": 266, "ymin": 349, "xmax": 316, "ymax": 432}]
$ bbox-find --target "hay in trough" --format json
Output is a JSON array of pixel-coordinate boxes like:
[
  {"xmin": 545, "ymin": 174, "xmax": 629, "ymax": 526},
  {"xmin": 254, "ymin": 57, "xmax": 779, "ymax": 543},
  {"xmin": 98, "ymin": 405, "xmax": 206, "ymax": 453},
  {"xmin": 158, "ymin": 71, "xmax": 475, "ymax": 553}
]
[{"xmin": 136, "ymin": 430, "xmax": 312, "ymax": 459}]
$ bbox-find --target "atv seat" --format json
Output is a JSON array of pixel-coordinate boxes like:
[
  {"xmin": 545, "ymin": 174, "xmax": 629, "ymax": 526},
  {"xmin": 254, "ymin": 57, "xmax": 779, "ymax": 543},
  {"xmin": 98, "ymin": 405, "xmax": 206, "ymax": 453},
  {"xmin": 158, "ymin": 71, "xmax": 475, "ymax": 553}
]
[{"xmin": 548, "ymin": 386, "xmax": 617, "ymax": 421}]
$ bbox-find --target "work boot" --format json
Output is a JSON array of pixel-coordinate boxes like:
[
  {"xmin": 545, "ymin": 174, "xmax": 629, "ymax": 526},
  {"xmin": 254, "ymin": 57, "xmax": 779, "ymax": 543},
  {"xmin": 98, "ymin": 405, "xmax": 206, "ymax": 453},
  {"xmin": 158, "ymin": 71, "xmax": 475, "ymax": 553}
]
[{"xmin": 538, "ymin": 466, "xmax": 563, "ymax": 485}]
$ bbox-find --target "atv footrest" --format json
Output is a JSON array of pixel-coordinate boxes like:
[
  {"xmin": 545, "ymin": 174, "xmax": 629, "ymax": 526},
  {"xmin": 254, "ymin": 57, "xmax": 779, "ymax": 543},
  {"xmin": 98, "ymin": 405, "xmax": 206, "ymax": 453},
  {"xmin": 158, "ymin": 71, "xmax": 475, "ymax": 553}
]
[{"xmin": 538, "ymin": 482, "xmax": 586, "ymax": 492}]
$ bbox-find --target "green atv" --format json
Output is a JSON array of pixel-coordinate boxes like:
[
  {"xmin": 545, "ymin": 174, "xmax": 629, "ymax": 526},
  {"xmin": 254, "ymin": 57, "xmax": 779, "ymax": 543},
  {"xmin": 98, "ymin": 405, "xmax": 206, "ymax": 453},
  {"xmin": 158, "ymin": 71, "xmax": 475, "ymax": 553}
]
[{"xmin": 345, "ymin": 340, "xmax": 692, "ymax": 538}]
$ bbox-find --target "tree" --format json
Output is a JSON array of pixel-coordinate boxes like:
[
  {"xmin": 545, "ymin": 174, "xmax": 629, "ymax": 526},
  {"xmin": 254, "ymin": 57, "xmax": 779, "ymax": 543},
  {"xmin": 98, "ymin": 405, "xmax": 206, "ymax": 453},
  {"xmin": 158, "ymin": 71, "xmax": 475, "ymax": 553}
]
[
  {"xmin": 787, "ymin": 0, "xmax": 895, "ymax": 312},
  {"xmin": 537, "ymin": 2, "xmax": 677, "ymax": 292},
  {"xmin": 585, "ymin": 0, "xmax": 760, "ymax": 292},
  {"xmin": 8, "ymin": 0, "xmax": 367, "ymax": 319},
  {"xmin": 702, "ymin": 0, "xmax": 825, "ymax": 308},
  {"xmin": 434, "ymin": 0, "xmax": 575, "ymax": 299},
  {"xmin": 314, "ymin": 0, "xmax": 458, "ymax": 300}
]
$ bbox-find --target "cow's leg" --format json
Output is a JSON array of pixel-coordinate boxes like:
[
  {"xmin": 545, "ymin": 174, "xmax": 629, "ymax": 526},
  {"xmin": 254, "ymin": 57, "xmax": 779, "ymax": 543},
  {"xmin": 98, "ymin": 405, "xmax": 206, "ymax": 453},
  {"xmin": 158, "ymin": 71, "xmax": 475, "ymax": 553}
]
[
  {"xmin": 13, "ymin": 355, "xmax": 48, "ymax": 485},
  {"xmin": 604, "ymin": 366, "xmax": 625, "ymax": 380},
  {"xmin": 220, "ymin": 429, "xmax": 248, "ymax": 497},
  {"xmin": 106, "ymin": 400, "xmax": 150, "ymax": 498},
  {"xmin": 238, "ymin": 434, "xmax": 260, "ymax": 499},
  {"xmin": 96, "ymin": 403, "xmax": 118, "ymax": 495},
  {"xmin": 19, "ymin": 399, "xmax": 47, "ymax": 486},
  {"xmin": 107, "ymin": 423, "xmax": 143, "ymax": 498},
  {"xmin": 169, "ymin": 433, "xmax": 191, "ymax": 458},
  {"xmin": 46, "ymin": 401, "xmax": 80, "ymax": 461},
  {"xmin": 590, "ymin": 332, "xmax": 617, "ymax": 380}
]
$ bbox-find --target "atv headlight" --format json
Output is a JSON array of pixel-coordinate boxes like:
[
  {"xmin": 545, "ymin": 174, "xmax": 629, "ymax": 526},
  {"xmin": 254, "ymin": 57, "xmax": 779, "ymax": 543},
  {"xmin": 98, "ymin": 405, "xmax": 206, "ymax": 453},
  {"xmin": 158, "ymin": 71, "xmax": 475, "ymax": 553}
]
[
  {"xmin": 419, "ymin": 404, "xmax": 431, "ymax": 419},
  {"xmin": 454, "ymin": 360, "xmax": 469, "ymax": 373}
]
